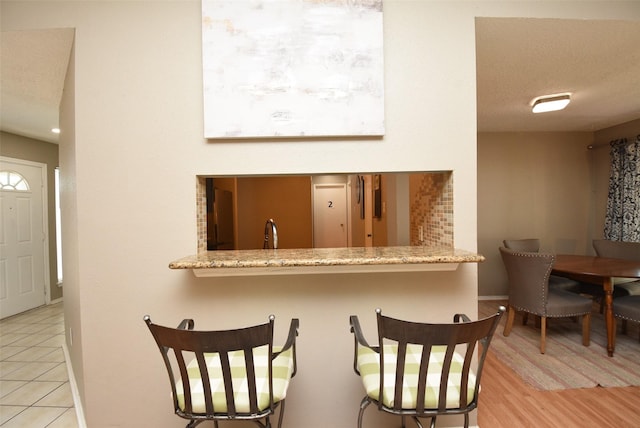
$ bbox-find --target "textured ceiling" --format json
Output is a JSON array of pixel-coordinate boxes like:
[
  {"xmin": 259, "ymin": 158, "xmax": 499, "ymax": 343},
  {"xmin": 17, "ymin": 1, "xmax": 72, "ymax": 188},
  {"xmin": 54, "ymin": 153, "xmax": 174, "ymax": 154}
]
[
  {"xmin": 1, "ymin": 28, "xmax": 74, "ymax": 143},
  {"xmin": 1, "ymin": 18, "xmax": 639, "ymax": 144},
  {"xmin": 476, "ymin": 17, "xmax": 640, "ymax": 132}
]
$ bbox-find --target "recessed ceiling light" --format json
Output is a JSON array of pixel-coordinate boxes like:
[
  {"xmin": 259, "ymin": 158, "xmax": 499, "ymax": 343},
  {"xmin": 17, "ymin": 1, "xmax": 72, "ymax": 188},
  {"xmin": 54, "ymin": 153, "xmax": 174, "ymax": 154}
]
[
  {"xmin": 51, "ymin": 128, "xmax": 61, "ymax": 134},
  {"xmin": 531, "ymin": 94, "xmax": 571, "ymax": 113}
]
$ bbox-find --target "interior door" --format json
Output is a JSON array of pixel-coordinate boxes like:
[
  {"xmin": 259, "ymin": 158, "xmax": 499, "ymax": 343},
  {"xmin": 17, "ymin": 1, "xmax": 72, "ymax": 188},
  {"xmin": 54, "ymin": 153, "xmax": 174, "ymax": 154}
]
[
  {"xmin": 313, "ymin": 184, "xmax": 348, "ymax": 248},
  {"xmin": 0, "ymin": 158, "xmax": 48, "ymax": 319}
]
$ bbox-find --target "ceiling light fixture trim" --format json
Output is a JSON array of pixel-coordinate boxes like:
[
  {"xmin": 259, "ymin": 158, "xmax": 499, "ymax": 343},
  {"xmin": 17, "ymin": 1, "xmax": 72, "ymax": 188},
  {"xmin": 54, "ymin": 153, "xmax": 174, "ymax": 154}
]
[{"xmin": 531, "ymin": 93, "xmax": 571, "ymax": 113}]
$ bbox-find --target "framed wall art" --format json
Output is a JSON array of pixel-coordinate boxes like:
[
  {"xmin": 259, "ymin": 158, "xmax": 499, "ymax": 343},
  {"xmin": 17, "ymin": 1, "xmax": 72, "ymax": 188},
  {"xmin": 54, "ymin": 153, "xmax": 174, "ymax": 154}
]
[{"xmin": 202, "ymin": 0, "xmax": 385, "ymax": 138}]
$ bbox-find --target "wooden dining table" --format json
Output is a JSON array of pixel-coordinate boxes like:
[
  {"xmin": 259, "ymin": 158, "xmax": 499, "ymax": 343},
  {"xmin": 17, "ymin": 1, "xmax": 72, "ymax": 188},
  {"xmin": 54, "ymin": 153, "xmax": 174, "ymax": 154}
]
[{"xmin": 552, "ymin": 254, "xmax": 640, "ymax": 357}]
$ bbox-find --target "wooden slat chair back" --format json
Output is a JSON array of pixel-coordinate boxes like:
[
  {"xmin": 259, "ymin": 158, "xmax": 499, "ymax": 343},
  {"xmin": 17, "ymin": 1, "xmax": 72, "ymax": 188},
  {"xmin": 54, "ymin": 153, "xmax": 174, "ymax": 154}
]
[
  {"xmin": 350, "ymin": 307, "xmax": 504, "ymax": 428},
  {"xmin": 144, "ymin": 315, "xmax": 299, "ymax": 428}
]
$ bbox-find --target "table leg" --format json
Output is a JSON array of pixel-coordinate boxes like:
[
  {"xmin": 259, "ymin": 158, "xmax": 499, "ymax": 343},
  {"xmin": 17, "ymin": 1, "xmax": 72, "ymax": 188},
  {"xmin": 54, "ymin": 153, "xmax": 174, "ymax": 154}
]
[{"xmin": 603, "ymin": 277, "xmax": 615, "ymax": 357}]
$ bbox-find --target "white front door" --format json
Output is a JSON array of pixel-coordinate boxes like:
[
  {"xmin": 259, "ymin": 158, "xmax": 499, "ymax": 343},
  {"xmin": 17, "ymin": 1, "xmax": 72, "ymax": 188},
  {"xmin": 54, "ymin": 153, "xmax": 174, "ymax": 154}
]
[
  {"xmin": 0, "ymin": 157, "xmax": 48, "ymax": 319},
  {"xmin": 313, "ymin": 184, "xmax": 348, "ymax": 248}
]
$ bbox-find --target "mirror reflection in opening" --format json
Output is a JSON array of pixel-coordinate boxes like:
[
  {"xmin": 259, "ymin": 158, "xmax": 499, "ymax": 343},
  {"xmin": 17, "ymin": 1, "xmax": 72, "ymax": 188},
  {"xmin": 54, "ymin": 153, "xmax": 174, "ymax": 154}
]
[{"xmin": 200, "ymin": 172, "xmax": 453, "ymax": 251}]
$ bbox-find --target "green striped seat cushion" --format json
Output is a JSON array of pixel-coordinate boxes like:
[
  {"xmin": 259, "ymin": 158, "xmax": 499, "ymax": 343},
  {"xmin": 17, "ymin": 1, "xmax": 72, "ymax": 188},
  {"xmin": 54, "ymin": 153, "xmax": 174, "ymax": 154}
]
[
  {"xmin": 356, "ymin": 343, "xmax": 476, "ymax": 409},
  {"xmin": 176, "ymin": 345, "xmax": 294, "ymax": 414}
]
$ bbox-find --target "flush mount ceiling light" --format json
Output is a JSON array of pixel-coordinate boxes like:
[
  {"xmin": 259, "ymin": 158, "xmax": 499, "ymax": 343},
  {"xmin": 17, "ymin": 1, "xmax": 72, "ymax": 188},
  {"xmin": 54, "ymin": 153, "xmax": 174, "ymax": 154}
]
[
  {"xmin": 531, "ymin": 93, "xmax": 571, "ymax": 113},
  {"xmin": 51, "ymin": 127, "xmax": 61, "ymax": 134}
]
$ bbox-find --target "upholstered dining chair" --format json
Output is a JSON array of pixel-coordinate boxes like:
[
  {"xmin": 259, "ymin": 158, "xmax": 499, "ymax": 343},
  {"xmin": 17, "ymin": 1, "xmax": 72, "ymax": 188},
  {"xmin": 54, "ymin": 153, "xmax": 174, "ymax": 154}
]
[
  {"xmin": 593, "ymin": 239, "xmax": 640, "ymax": 260},
  {"xmin": 503, "ymin": 239, "xmax": 581, "ymax": 293},
  {"xmin": 499, "ymin": 247, "xmax": 592, "ymax": 353},
  {"xmin": 144, "ymin": 315, "xmax": 299, "ymax": 428},
  {"xmin": 588, "ymin": 239, "xmax": 640, "ymax": 300},
  {"xmin": 502, "ymin": 238, "xmax": 540, "ymax": 252},
  {"xmin": 613, "ymin": 295, "xmax": 640, "ymax": 341},
  {"xmin": 349, "ymin": 306, "xmax": 505, "ymax": 428}
]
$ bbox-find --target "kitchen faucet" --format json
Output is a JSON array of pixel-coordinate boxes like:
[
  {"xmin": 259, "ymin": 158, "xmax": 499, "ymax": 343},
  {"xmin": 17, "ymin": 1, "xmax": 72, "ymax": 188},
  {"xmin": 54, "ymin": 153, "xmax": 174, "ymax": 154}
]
[{"xmin": 263, "ymin": 218, "xmax": 278, "ymax": 249}]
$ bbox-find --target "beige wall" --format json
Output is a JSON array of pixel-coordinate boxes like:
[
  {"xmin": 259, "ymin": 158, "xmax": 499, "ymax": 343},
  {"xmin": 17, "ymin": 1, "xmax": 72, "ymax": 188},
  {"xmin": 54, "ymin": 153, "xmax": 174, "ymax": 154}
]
[
  {"xmin": 477, "ymin": 132, "xmax": 594, "ymax": 296},
  {"xmin": 3, "ymin": 1, "xmax": 640, "ymax": 427},
  {"xmin": 0, "ymin": 131, "xmax": 62, "ymax": 302}
]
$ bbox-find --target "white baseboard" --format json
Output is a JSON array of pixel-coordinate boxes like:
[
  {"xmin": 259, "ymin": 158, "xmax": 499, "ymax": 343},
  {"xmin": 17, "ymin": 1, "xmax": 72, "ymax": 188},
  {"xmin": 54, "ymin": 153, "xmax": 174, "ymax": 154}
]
[
  {"xmin": 49, "ymin": 297, "xmax": 63, "ymax": 305},
  {"xmin": 62, "ymin": 343, "xmax": 87, "ymax": 428}
]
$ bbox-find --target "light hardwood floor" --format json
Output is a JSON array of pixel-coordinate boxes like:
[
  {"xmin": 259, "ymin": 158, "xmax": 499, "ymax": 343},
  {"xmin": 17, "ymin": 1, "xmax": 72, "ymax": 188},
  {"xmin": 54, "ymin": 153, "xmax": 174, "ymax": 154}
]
[{"xmin": 478, "ymin": 314, "xmax": 640, "ymax": 427}]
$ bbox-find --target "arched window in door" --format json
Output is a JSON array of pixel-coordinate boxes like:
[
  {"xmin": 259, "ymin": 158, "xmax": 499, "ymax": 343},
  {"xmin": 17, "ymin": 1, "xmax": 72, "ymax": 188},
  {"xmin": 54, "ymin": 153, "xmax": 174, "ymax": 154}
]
[{"xmin": 0, "ymin": 170, "xmax": 30, "ymax": 191}]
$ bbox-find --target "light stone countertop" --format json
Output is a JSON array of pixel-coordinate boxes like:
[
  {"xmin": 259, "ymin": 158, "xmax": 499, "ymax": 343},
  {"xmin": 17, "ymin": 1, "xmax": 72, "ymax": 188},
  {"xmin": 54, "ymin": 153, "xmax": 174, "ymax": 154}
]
[{"xmin": 169, "ymin": 246, "xmax": 484, "ymax": 277}]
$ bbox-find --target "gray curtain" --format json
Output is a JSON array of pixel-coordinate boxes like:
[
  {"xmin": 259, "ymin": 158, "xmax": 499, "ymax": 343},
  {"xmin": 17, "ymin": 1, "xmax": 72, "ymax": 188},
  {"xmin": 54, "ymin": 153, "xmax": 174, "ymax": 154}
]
[{"xmin": 604, "ymin": 135, "xmax": 640, "ymax": 242}]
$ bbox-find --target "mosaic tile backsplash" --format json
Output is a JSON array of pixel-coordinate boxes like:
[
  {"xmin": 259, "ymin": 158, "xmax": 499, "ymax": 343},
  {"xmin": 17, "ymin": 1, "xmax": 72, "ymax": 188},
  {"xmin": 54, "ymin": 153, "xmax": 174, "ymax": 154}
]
[{"xmin": 409, "ymin": 172, "xmax": 453, "ymax": 247}]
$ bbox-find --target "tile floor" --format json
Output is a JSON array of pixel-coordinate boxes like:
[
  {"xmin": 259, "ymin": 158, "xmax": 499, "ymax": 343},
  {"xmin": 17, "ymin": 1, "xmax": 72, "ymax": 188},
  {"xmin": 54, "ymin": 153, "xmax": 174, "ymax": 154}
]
[{"xmin": 0, "ymin": 302, "xmax": 79, "ymax": 427}]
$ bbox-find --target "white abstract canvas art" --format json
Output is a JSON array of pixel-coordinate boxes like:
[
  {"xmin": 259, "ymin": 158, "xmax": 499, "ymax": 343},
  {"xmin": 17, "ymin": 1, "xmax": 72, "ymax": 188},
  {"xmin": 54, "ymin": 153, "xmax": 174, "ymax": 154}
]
[{"xmin": 202, "ymin": 0, "xmax": 385, "ymax": 138}]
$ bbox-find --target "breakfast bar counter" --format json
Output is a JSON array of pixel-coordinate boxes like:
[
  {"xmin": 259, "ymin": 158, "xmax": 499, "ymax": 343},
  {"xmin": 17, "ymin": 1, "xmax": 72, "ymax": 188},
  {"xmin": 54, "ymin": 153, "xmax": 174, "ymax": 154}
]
[
  {"xmin": 169, "ymin": 246, "xmax": 484, "ymax": 277},
  {"xmin": 167, "ymin": 245, "xmax": 485, "ymax": 426}
]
